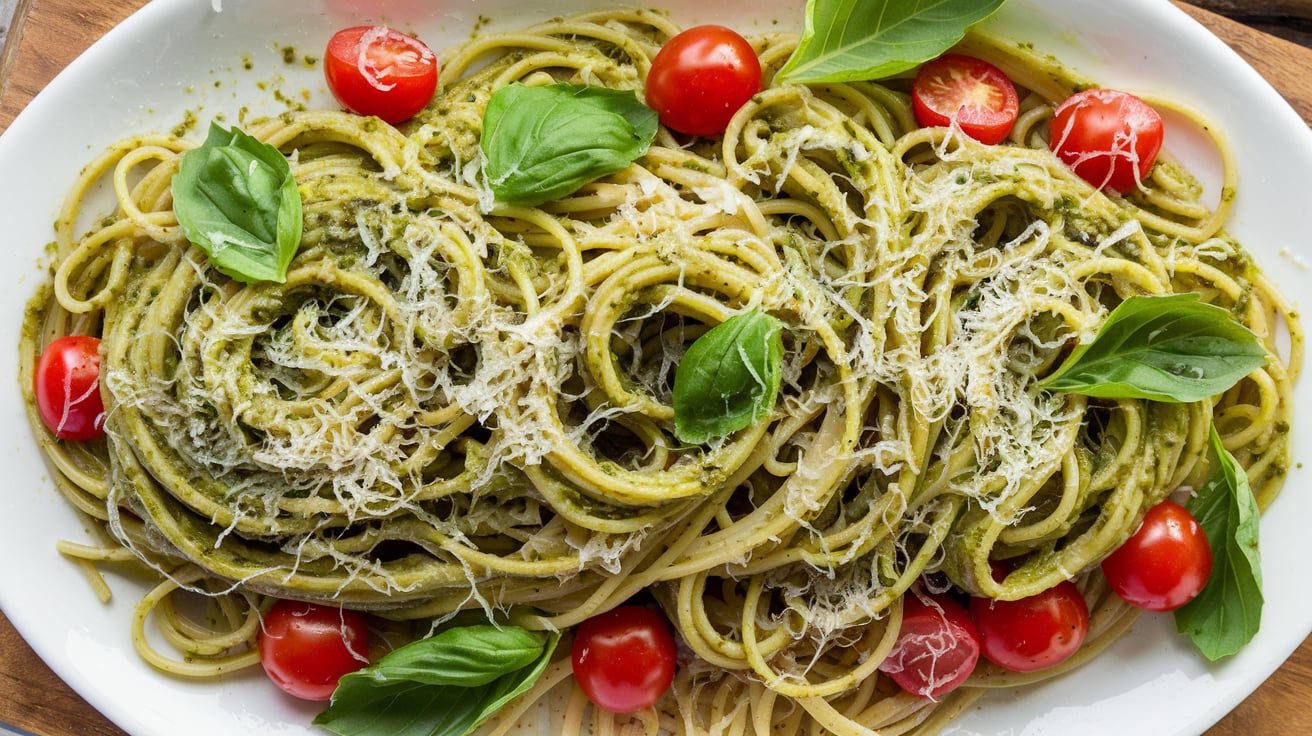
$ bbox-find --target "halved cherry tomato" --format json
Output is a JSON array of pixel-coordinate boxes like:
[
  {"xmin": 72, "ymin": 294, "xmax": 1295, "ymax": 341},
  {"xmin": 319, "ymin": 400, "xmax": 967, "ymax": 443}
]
[
  {"xmin": 970, "ymin": 581, "xmax": 1089, "ymax": 673},
  {"xmin": 258, "ymin": 600, "xmax": 370, "ymax": 701},
  {"xmin": 34, "ymin": 335, "xmax": 105, "ymax": 441},
  {"xmin": 878, "ymin": 592, "xmax": 980, "ymax": 700},
  {"xmin": 1049, "ymin": 88, "xmax": 1164, "ymax": 193},
  {"xmin": 571, "ymin": 605, "xmax": 677, "ymax": 713},
  {"xmin": 912, "ymin": 54, "xmax": 1019, "ymax": 145},
  {"xmin": 1101, "ymin": 499, "xmax": 1212, "ymax": 612},
  {"xmin": 324, "ymin": 26, "xmax": 438, "ymax": 124},
  {"xmin": 645, "ymin": 25, "xmax": 762, "ymax": 137}
]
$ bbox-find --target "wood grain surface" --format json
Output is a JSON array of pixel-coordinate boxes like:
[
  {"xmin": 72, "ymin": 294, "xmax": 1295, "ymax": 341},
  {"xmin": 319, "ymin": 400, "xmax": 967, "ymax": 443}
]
[{"xmin": 1, "ymin": 1, "xmax": 1311, "ymax": 735}]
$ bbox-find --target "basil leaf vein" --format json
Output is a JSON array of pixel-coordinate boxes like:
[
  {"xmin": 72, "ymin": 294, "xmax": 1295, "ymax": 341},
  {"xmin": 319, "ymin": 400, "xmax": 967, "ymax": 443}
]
[
  {"xmin": 172, "ymin": 122, "xmax": 303, "ymax": 283},
  {"xmin": 672, "ymin": 308, "xmax": 784, "ymax": 444},
  {"xmin": 776, "ymin": 0, "xmax": 1008, "ymax": 84},
  {"xmin": 315, "ymin": 624, "xmax": 559, "ymax": 736},
  {"xmin": 1174, "ymin": 425, "xmax": 1263, "ymax": 660},
  {"xmin": 481, "ymin": 83, "xmax": 658, "ymax": 207},
  {"xmin": 1039, "ymin": 293, "xmax": 1268, "ymax": 402}
]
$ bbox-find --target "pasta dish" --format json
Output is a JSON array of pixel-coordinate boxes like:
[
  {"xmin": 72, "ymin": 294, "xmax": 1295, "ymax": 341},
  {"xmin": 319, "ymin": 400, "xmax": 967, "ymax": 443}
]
[{"xmin": 17, "ymin": 6, "xmax": 1299, "ymax": 735}]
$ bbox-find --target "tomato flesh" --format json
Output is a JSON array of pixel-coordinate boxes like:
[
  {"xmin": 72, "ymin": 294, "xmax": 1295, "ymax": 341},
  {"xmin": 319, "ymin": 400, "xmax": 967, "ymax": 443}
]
[
  {"xmin": 912, "ymin": 54, "xmax": 1019, "ymax": 145},
  {"xmin": 1050, "ymin": 88, "xmax": 1164, "ymax": 193},
  {"xmin": 571, "ymin": 605, "xmax": 677, "ymax": 713},
  {"xmin": 971, "ymin": 581, "xmax": 1089, "ymax": 673},
  {"xmin": 1101, "ymin": 499, "xmax": 1213, "ymax": 612},
  {"xmin": 324, "ymin": 26, "xmax": 438, "ymax": 124},
  {"xmin": 258, "ymin": 600, "xmax": 370, "ymax": 701},
  {"xmin": 878, "ymin": 592, "xmax": 980, "ymax": 700},
  {"xmin": 34, "ymin": 335, "xmax": 106, "ymax": 441},
  {"xmin": 645, "ymin": 25, "xmax": 762, "ymax": 137}
]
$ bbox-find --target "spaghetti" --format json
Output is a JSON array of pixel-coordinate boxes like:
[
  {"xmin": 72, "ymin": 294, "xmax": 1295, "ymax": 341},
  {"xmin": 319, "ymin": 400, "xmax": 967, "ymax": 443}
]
[{"xmin": 19, "ymin": 9, "xmax": 1299, "ymax": 735}]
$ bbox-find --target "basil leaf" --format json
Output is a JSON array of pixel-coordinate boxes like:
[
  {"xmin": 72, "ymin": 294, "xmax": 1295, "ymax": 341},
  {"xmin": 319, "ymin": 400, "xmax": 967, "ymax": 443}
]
[
  {"xmin": 1175, "ymin": 425, "xmax": 1263, "ymax": 660},
  {"xmin": 315, "ymin": 625, "xmax": 559, "ymax": 736},
  {"xmin": 673, "ymin": 308, "xmax": 783, "ymax": 444},
  {"xmin": 172, "ymin": 122, "xmax": 303, "ymax": 283},
  {"xmin": 481, "ymin": 83, "xmax": 658, "ymax": 207},
  {"xmin": 352, "ymin": 625, "xmax": 547, "ymax": 688},
  {"xmin": 1039, "ymin": 294, "xmax": 1267, "ymax": 403},
  {"xmin": 776, "ymin": 0, "xmax": 1008, "ymax": 84}
]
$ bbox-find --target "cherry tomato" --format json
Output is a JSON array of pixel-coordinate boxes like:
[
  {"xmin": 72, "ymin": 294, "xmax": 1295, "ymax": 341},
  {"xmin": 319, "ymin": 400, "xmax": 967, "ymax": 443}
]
[
  {"xmin": 1101, "ymin": 499, "xmax": 1213, "ymax": 612},
  {"xmin": 258, "ymin": 600, "xmax": 370, "ymax": 701},
  {"xmin": 324, "ymin": 26, "xmax": 438, "ymax": 124},
  {"xmin": 911, "ymin": 54, "xmax": 1019, "ymax": 145},
  {"xmin": 645, "ymin": 25, "xmax": 762, "ymax": 137},
  {"xmin": 878, "ymin": 592, "xmax": 980, "ymax": 700},
  {"xmin": 1049, "ymin": 88, "xmax": 1164, "ymax": 193},
  {"xmin": 571, "ymin": 605, "xmax": 677, "ymax": 713},
  {"xmin": 34, "ymin": 335, "xmax": 106, "ymax": 441},
  {"xmin": 970, "ymin": 581, "xmax": 1089, "ymax": 673}
]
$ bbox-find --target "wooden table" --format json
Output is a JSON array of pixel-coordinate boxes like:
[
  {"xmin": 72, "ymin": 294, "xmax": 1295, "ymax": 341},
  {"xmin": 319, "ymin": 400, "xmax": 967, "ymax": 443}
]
[{"xmin": 2, "ymin": 1, "xmax": 1312, "ymax": 734}]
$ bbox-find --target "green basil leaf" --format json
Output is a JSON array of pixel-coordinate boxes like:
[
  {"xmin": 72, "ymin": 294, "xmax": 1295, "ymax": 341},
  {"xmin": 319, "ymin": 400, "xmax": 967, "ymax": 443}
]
[
  {"xmin": 352, "ymin": 625, "xmax": 547, "ymax": 688},
  {"xmin": 673, "ymin": 308, "xmax": 783, "ymax": 444},
  {"xmin": 776, "ymin": 0, "xmax": 1008, "ymax": 84},
  {"xmin": 1039, "ymin": 294, "xmax": 1268, "ymax": 403},
  {"xmin": 481, "ymin": 83, "xmax": 658, "ymax": 207},
  {"xmin": 315, "ymin": 625, "xmax": 559, "ymax": 736},
  {"xmin": 172, "ymin": 122, "xmax": 303, "ymax": 283},
  {"xmin": 314, "ymin": 680, "xmax": 483, "ymax": 736},
  {"xmin": 1175, "ymin": 425, "xmax": 1263, "ymax": 660}
]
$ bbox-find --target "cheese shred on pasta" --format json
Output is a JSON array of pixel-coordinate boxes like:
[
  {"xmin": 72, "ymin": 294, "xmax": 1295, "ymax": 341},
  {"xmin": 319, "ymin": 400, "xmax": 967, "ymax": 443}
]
[{"xmin": 19, "ymin": 11, "xmax": 1300, "ymax": 735}]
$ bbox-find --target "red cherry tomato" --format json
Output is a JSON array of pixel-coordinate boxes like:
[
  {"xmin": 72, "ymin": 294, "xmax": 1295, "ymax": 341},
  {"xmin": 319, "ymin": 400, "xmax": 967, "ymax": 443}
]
[
  {"xmin": 258, "ymin": 600, "xmax": 370, "ymax": 701},
  {"xmin": 911, "ymin": 54, "xmax": 1019, "ymax": 145},
  {"xmin": 1049, "ymin": 88, "xmax": 1164, "ymax": 193},
  {"xmin": 1101, "ymin": 499, "xmax": 1213, "ymax": 612},
  {"xmin": 878, "ymin": 592, "xmax": 980, "ymax": 700},
  {"xmin": 34, "ymin": 335, "xmax": 106, "ymax": 441},
  {"xmin": 970, "ymin": 581, "xmax": 1089, "ymax": 673},
  {"xmin": 324, "ymin": 26, "xmax": 438, "ymax": 124},
  {"xmin": 571, "ymin": 605, "xmax": 677, "ymax": 713},
  {"xmin": 645, "ymin": 25, "xmax": 762, "ymax": 137}
]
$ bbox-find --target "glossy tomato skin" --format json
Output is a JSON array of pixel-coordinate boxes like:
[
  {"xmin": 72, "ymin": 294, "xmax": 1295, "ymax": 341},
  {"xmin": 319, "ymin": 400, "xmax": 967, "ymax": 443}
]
[
  {"xmin": 911, "ymin": 54, "xmax": 1019, "ymax": 145},
  {"xmin": 1049, "ymin": 88, "xmax": 1164, "ymax": 193},
  {"xmin": 878, "ymin": 592, "xmax": 980, "ymax": 700},
  {"xmin": 1101, "ymin": 500, "xmax": 1213, "ymax": 612},
  {"xmin": 645, "ymin": 25, "xmax": 762, "ymax": 137},
  {"xmin": 970, "ymin": 581, "xmax": 1089, "ymax": 673},
  {"xmin": 258, "ymin": 600, "xmax": 370, "ymax": 701},
  {"xmin": 571, "ymin": 605, "xmax": 677, "ymax": 713},
  {"xmin": 324, "ymin": 26, "xmax": 438, "ymax": 124},
  {"xmin": 34, "ymin": 335, "xmax": 106, "ymax": 441}
]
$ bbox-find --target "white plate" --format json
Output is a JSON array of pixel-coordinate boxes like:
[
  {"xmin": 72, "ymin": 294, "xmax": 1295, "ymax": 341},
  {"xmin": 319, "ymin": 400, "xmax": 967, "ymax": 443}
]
[{"xmin": 0, "ymin": 1, "xmax": 1309, "ymax": 734}]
